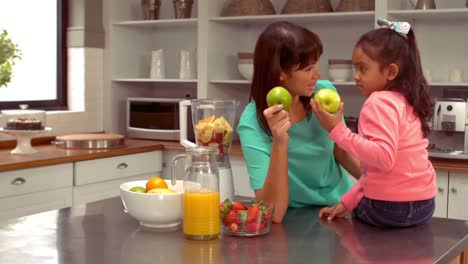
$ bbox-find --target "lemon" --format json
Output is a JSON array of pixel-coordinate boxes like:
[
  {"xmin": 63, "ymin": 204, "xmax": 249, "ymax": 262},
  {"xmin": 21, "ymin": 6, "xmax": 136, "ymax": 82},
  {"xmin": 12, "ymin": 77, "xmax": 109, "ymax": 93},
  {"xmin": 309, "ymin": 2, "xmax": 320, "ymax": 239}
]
[
  {"xmin": 147, "ymin": 188, "xmax": 176, "ymax": 194},
  {"xmin": 129, "ymin": 186, "xmax": 146, "ymax": 193}
]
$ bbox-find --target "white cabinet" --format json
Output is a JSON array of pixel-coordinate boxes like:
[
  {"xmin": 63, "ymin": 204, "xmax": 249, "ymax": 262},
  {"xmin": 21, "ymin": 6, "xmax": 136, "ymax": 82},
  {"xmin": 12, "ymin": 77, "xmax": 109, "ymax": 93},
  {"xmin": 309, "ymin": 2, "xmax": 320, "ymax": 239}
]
[
  {"xmin": 434, "ymin": 170, "xmax": 448, "ymax": 218},
  {"xmin": 0, "ymin": 164, "xmax": 73, "ymax": 220},
  {"xmin": 447, "ymin": 172, "xmax": 468, "ymax": 220},
  {"xmin": 73, "ymin": 150, "xmax": 163, "ymax": 205},
  {"xmin": 435, "ymin": 170, "xmax": 468, "ymax": 220}
]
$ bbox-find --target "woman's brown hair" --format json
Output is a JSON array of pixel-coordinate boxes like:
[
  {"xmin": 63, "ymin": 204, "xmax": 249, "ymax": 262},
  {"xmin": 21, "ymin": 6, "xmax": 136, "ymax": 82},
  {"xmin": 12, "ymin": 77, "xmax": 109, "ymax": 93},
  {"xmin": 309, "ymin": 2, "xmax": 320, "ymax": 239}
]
[{"xmin": 250, "ymin": 21, "xmax": 323, "ymax": 136}]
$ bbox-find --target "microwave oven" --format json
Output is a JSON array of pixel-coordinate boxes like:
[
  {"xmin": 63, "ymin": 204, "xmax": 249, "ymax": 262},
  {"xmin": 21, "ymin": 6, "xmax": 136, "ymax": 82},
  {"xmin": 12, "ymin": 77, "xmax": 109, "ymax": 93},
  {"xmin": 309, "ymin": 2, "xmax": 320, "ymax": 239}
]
[{"xmin": 126, "ymin": 97, "xmax": 194, "ymax": 141}]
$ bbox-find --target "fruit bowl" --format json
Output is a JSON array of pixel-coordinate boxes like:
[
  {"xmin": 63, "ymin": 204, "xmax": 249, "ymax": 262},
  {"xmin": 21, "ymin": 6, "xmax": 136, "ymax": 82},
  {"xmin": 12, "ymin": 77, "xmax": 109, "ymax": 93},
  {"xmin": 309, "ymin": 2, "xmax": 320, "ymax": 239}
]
[
  {"xmin": 220, "ymin": 199, "xmax": 274, "ymax": 237},
  {"xmin": 120, "ymin": 179, "xmax": 184, "ymax": 229}
]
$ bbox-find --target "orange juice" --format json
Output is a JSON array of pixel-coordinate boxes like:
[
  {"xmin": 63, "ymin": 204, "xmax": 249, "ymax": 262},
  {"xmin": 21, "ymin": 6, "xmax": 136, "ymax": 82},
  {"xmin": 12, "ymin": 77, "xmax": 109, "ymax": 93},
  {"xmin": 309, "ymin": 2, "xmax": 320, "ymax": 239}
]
[{"xmin": 183, "ymin": 190, "xmax": 220, "ymax": 239}]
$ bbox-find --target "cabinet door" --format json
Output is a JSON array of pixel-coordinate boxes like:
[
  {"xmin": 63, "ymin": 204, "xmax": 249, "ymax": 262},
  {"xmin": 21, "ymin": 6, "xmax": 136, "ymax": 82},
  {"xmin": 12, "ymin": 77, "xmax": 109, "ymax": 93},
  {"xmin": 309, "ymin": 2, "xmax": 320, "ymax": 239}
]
[
  {"xmin": 447, "ymin": 172, "xmax": 468, "ymax": 220},
  {"xmin": 434, "ymin": 170, "xmax": 449, "ymax": 218},
  {"xmin": 231, "ymin": 156, "xmax": 254, "ymax": 198},
  {"xmin": 74, "ymin": 151, "xmax": 162, "ymax": 185},
  {"xmin": 73, "ymin": 173, "xmax": 159, "ymax": 206}
]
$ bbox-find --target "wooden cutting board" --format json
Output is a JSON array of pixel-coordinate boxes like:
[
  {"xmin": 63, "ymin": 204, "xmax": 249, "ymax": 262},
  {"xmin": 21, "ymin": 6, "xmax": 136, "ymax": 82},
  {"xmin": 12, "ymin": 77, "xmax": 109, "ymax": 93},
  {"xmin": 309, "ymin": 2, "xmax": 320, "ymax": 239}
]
[{"xmin": 55, "ymin": 133, "xmax": 125, "ymax": 149}]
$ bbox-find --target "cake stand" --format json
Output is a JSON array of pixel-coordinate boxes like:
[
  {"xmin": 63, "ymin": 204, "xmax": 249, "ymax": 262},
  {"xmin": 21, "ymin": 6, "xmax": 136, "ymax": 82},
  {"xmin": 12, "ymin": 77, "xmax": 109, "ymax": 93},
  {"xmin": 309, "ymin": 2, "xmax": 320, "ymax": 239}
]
[{"xmin": 0, "ymin": 127, "xmax": 52, "ymax": 155}]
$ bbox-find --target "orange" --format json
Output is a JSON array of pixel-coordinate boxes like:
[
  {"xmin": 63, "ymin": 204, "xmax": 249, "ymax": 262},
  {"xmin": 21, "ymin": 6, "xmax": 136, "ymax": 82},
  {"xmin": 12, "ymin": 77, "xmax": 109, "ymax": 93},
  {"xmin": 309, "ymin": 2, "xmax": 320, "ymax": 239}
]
[
  {"xmin": 199, "ymin": 115, "xmax": 215, "ymax": 124},
  {"xmin": 146, "ymin": 176, "xmax": 168, "ymax": 192}
]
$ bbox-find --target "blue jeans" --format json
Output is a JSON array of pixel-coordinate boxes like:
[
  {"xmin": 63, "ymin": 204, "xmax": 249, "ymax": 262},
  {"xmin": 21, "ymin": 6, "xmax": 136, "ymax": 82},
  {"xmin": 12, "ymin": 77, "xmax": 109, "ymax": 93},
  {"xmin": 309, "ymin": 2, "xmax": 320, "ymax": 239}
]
[{"xmin": 353, "ymin": 197, "xmax": 435, "ymax": 228}]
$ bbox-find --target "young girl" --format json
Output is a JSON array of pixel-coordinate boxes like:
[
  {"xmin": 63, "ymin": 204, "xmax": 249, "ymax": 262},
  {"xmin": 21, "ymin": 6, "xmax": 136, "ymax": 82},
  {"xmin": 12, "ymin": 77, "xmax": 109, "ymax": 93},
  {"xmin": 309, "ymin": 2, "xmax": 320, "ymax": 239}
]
[
  {"xmin": 314, "ymin": 18, "xmax": 437, "ymax": 228},
  {"xmin": 237, "ymin": 21, "xmax": 361, "ymax": 223}
]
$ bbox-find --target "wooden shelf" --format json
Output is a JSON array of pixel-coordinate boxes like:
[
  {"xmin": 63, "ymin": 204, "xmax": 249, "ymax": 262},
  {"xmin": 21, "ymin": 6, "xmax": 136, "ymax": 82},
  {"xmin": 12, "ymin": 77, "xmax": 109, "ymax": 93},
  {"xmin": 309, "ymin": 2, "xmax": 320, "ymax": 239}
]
[
  {"xmin": 113, "ymin": 18, "xmax": 198, "ymax": 28},
  {"xmin": 112, "ymin": 78, "xmax": 197, "ymax": 83},
  {"xmin": 388, "ymin": 8, "xmax": 468, "ymax": 21},
  {"xmin": 210, "ymin": 11, "xmax": 374, "ymax": 25}
]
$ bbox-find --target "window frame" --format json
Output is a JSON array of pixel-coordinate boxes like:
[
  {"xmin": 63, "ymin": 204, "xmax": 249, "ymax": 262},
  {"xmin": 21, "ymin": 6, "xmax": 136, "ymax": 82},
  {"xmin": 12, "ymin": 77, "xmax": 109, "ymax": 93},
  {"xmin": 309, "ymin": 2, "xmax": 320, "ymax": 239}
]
[{"xmin": 0, "ymin": 0, "xmax": 68, "ymax": 111}]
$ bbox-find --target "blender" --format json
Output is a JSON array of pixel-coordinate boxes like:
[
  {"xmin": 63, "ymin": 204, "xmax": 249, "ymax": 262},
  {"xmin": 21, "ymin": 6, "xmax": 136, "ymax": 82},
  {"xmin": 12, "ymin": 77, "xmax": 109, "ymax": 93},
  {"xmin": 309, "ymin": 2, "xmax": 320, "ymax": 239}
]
[{"xmin": 179, "ymin": 99, "xmax": 239, "ymax": 202}]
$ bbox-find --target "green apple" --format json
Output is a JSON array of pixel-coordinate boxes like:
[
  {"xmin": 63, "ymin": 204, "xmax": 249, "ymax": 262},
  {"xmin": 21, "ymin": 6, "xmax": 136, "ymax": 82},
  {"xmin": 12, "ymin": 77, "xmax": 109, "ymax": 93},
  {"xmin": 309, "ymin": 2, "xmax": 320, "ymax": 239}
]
[
  {"xmin": 266, "ymin": 86, "xmax": 293, "ymax": 110},
  {"xmin": 146, "ymin": 188, "xmax": 176, "ymax": 194},
  {"xmin": 313, "ymin": 88, "xmax": 341, "ymax": 113},
  {"xmin": 129, "ymin": 186, "xmax": 146, "ymax": 193}
]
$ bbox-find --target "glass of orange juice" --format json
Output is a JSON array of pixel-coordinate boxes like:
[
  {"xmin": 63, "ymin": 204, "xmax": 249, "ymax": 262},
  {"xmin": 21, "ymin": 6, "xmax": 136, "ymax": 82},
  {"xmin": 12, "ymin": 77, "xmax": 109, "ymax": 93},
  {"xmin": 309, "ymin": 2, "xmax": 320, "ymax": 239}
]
[{"xmin": 184, "ymin": 190, "xmax": 220, "ymax": 240}]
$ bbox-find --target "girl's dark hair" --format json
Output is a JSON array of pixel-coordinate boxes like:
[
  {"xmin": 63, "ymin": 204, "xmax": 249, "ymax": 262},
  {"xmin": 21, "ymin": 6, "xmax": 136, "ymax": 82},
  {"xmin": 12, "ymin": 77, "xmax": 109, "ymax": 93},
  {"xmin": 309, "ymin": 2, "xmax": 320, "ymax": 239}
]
[
  {"xmin": 355, "ymin": 28, "xmax": 433, "ymax": 137},
  {"xmin": 250, "ymin": 21, "xmax": 323, "ymax": 136}
]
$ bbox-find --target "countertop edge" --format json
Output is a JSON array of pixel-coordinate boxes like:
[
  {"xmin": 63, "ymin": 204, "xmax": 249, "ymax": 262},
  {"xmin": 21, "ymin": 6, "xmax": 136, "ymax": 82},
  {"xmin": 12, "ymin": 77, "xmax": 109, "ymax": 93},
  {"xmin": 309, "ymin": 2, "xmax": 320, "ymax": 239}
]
[{"xmin": 436, "ymin": 234, "xmax": 468, "ymax": 264}]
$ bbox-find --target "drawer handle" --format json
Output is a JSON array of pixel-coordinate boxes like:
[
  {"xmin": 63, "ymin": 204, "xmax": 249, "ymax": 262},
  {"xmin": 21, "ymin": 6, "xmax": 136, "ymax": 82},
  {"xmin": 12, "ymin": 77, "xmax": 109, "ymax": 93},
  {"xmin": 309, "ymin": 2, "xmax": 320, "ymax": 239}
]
[
  {"xmin": 450, "ymin": 187, "xmax": 457, "ymax": 194},
  {"xmin": 117, "ymin": 163, "xmax": 128, "ymax": 170},
  {"xmin": 438, "ymin": 187, "xmax": 444, "ymax": 193},
  {"xmin": 11, "ymin": 177, "xmax": 26, "ymax": 186}
]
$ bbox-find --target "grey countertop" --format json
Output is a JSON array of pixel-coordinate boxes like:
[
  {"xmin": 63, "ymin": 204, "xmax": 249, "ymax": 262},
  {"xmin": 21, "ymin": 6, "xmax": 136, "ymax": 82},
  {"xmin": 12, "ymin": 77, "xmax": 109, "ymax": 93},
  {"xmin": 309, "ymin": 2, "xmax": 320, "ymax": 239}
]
[{"xmin": 0, "ymin": 197, "xmax": 467, "ymax": 264}]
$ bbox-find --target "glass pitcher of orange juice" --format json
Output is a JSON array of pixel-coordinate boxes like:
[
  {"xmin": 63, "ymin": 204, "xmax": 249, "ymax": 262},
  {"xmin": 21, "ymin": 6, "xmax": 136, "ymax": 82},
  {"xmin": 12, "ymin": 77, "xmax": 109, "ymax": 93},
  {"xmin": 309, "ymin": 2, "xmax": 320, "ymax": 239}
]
[{"xmin": 172, "ymin": 146, "xmax": 220, "ymax": 240}]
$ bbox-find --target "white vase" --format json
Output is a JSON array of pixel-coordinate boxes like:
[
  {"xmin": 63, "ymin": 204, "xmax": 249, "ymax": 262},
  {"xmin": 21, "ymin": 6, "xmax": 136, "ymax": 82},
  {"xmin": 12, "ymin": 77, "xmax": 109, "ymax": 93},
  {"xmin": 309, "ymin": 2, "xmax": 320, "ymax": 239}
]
[{"xmin": 150, "ymin": 49, "xmax": 166, "ymax": 79}]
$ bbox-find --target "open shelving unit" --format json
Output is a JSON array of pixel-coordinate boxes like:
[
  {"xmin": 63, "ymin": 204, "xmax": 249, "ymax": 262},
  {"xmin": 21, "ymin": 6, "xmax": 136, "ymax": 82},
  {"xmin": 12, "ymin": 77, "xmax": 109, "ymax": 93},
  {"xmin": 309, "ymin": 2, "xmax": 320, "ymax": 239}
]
[{"xmin": 105, "ymin": 0, "xmax": 468, "ymax": 133}]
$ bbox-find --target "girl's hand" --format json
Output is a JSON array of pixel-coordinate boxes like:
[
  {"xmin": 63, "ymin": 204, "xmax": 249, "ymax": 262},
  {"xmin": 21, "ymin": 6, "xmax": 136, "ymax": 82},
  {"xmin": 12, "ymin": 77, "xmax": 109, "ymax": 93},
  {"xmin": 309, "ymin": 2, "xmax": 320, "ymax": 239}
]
[
  {"xmin": 319, "ymin": 202, "xmax": 350, "ymax": 222},
  {"xmin": 310, "ymin": 99, "xmax": 344, "ymax": 132},
  {"xmin": 263, "ymin": 104, "xmax": 291, "ymax": 143}
]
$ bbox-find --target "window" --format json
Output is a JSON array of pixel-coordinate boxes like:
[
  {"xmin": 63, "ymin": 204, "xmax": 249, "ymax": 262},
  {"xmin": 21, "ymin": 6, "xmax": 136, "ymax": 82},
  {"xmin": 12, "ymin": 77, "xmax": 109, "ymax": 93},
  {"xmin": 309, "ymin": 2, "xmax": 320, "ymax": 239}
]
[{"xmin": 0, "ymin": 0, "xmax": 67, "ymax": 110}]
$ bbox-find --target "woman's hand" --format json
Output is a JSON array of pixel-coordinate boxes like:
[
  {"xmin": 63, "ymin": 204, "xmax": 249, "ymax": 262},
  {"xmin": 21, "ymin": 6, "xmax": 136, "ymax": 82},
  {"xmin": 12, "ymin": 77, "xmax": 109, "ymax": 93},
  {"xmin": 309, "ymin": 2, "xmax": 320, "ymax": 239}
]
[
  {"xmin": 310, "ymin": 99, "xmax": 344, "ymax": 132},
  {"xmin": 263, "ymin": 104, "xmax": 291, "ymax": 143},
  {"xmin": 319, "ymin": 202, "xmax": 350, "ymax": 222}
]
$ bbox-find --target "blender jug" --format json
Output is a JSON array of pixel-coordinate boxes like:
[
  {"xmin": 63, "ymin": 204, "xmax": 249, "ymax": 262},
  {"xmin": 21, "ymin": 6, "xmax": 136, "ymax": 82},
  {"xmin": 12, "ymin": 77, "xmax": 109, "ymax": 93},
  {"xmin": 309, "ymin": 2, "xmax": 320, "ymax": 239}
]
[{"xmin": 179, "ymin": 99, "xmax": 239, "ymax": 202}]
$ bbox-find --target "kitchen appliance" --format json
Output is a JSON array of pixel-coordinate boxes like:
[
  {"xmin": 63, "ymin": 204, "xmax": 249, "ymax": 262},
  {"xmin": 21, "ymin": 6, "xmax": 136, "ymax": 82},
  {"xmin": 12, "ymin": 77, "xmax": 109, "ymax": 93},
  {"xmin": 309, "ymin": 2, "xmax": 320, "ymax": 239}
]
[
  {"xmin": 428, "ymin": 98, "xmax": 468, "ymax": 159},
  {"xmin": 179, "ymin": 99, "xmax": 239, "ymax": 202},
  {"xmin": 126, "ymin": 97, "xmax": 194, "ymax": 141}
]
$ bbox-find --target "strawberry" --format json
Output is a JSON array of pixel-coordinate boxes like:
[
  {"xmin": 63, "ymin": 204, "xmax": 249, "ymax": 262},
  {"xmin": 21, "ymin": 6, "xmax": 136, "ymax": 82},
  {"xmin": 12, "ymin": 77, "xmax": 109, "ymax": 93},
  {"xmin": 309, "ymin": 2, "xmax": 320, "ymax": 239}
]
[
  {"xmin": 232, "ymin": 202, "xmax": 246, "ymax": 211},
  {"xmin": 228, "ymin": 222, "xmax": 239, "ymax": 232},
  {"xmin": 247, "ymin": 205, "xmax": 260, "ymax": 223},
  {"xmin": 224, "ymin": 210, "xmax": 239, "ymax": 224},
  {"xmin": 246, "ymin": 222, "xmax": 261, "ymax": 233}
]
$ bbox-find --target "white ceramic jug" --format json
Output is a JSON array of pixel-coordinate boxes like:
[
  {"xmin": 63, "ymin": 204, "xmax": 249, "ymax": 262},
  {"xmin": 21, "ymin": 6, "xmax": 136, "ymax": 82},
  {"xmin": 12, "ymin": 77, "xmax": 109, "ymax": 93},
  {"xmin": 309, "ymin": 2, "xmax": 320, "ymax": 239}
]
[{"xmin": 178, "ymin": 49, "xmax": 196, "ymax": 79}]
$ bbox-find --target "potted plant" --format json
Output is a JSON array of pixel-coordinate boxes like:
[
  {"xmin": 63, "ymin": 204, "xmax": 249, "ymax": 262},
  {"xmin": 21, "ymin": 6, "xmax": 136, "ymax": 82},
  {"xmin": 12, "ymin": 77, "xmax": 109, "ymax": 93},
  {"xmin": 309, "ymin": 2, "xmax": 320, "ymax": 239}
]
[{"xmin": 0, "ymin": 29, "xmax": 21, "ymax": 88}]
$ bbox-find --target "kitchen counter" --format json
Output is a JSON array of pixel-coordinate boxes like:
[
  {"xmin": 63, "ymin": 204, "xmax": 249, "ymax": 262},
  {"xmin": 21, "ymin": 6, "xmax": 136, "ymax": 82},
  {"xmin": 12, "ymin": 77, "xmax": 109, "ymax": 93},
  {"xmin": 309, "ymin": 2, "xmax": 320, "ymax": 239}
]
[
  {"xmin": 0, "ymin": 138, "xmax": 467, "ymax": 173},
  {"xmin": 0, "ymin": 196, "xmax": 466, "ymax": 263}
]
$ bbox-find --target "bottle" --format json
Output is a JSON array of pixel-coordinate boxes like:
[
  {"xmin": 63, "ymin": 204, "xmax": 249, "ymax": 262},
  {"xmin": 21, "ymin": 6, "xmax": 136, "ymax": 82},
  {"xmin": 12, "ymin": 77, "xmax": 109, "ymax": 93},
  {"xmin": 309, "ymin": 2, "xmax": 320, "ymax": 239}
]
[{"xmin": 173, "ymin": 146, "xmax": 220, "ymax": 240}]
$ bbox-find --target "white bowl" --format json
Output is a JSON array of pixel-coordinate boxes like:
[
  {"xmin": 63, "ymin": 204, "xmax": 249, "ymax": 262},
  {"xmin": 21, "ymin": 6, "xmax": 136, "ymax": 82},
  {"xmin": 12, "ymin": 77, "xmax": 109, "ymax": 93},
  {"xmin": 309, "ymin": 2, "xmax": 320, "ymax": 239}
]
[
  {"xmin": 329, "ymin": 68, "xmax": 353, "ymax": 82},
  {"xmin": 120, "ymin": 179, "xmax": 184, "ymax": 228},
  {"xmin": 237, "ymin": 62, "xmax": 253, "ymax": 80}
]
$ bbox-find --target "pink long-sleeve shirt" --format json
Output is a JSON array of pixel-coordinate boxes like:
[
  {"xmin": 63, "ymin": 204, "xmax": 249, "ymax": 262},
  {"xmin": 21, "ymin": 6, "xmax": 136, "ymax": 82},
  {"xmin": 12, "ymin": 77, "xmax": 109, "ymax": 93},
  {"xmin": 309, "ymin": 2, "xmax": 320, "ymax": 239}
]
[{"xmin": 329, "ymin": 91, "xmax": 437, "ymax": 211}]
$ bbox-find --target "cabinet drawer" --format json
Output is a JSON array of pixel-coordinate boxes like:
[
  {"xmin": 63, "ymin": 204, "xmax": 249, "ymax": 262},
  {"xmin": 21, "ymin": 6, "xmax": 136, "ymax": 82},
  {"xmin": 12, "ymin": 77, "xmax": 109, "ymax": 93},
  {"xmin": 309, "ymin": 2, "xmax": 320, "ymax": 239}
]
[
  {"xmin": 0, "ymin": 187, "xmax": 72, "ymax": 221},
  {"xmin": 0, "ymin": 164, "xmax": 73, "ymax": 199},
  {"xmin": 74, "ymin": 151, "xmax": 162, "ymax": 186},
  {"xmin": 73, "ymin": 172, "xmax": 159, "ymax": 206}
]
